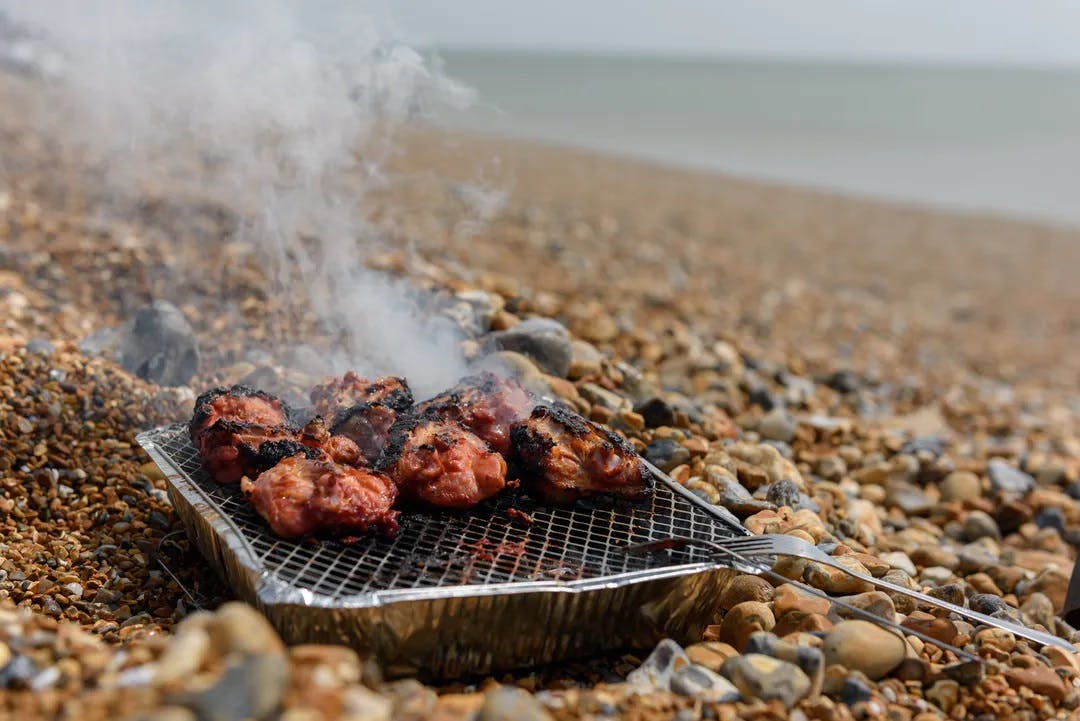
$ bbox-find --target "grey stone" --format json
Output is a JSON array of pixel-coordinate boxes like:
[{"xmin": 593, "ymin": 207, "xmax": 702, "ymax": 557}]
[
  {"xmin": 489, "ymin": 318, "xmax": 572, "ymax": 377},
  {"xmin": 885, "ymin": 481, "xmax": 934, "ymax": 516},
  {"xmin": 1035, "ymin": 507, "xmax": 1067, "ymax": 534},
  {"xmin": 969, "ymin": 593, "xmax": 1010, "ymax": 615},
  {"xmin": 758, "ymin": 409, "xmax": 796, "ymax": 443},
  {"xmin": 116, "ymin": 301, "xmax": 200, "ymax": 386},
  {"xmin": 957, "ymin": 543, "xmax": 999, "ymax": 573},
  {"xmin": 840, "ymin": 676, "xmax": 873, "ymax": 705},
  {"xmin": 627, "ymin": 639, "xmax": 690, "ymax": 691},
  {"xmin": 478, "ymin": 686, "xmax": 553, "ymax": 721},
  {"xmin": 766, "ymin": 478, "xmax": 800, "ymax": 510},
  {"xmin": 26, "ymin": 338, "xmax": 55, "ymax": 355},
  {"xmin": 174, "ymin": 653, "xmax": 288, "ymax": 721},
  {"xmin": 634, "ymin": 397, "xmax": 676, "ymax": 428},
  {"xmin": 720, "ymin": 654, "xmax": 811, "ymax": 709},
  {"xmin": 670, "ymin": 664, "xmax": 741, "ymax": 703},
  {"xmin": 644, "ymin": 440, "xmax": 691, "ymax": 473},
  {"xmin": 987, "ymin": 459, "xmax": 1034, "ymax": 496},
  {"xmin": 962, "ymin": 511, "xmax": 1001, "ymax": 541}
]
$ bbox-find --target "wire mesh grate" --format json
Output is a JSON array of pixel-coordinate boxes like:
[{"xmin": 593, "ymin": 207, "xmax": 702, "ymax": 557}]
[{"xmin": 139, "ymin": 424, "xmax": 742, "ymax": 602}]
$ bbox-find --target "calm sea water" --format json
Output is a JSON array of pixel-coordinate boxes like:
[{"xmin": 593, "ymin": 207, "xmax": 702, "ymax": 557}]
[{"xmin": 436, "ymin": 50, "xmax": 1080, "ymax": 226}]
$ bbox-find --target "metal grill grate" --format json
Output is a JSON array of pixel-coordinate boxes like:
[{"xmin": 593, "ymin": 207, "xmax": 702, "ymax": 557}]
[{"xmin": 138, "ymin": 424, "xmax": 744, "ymax": 604}]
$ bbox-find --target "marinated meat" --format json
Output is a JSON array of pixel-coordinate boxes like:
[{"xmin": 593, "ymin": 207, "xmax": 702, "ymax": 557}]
[
  {"xmin": 241, "ymin": 454, "xmax": 400, "ymax": 539},
  {"xmin": 299, "ymin": 416, "xmax": 363, "ymax": 467},
  {"xmin": 510, "ymin": 404, "xmax": 653, "ymax": 503},
  {"xmin": 196, "ymin": 420, "xmax": 302, "ymax": 484},
  {"xmin": 309, "ymin": 373, "xmax": 412, "ymax": 418},
  {"xmin": 378, "ymin": 417, "xmax": 508, "ymax": 509},
  {"xmin": 415, "ymin": 372, "xmax": 534, "ymax": 456},
  {"xmin": 330, "ymin": 402, "xmax": 401, "ymax": 464},
  {"xmin": 189, "ymin": 385, "xmax": 289, "ymax": 443}
]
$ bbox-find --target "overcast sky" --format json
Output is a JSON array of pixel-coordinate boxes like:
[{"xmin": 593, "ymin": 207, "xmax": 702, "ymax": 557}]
[{"xmin": 393, "ymin": 0, "xmax": 1080, "ymax": 67}]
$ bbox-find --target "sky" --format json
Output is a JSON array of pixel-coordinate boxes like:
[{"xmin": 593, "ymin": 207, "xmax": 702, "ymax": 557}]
[{"xmin": 393, "ymin": 0, "xmax": 1080, "ymax": 67}]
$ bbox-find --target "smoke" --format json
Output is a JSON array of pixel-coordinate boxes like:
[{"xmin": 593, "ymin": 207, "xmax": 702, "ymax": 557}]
[{"xmin": 0, "ymin": 0, "xmax": 478, "ymax": 395}]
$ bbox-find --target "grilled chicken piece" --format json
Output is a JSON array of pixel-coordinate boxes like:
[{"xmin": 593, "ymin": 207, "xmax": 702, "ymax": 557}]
[
  {"xmin": 330, "ymin": 403, "xmax": 402, "ymax": 465},
  {"xmin": 299, "ymin": 417, "xmax": 363, "ymax": 467},
  {"xmin": 309, "ymin": 373, "xmax": 413, "ymax": 419},
  {"xmin": 189, "ymin": 386, "xmax": 290, "ymax": 444},
  {"xmin": 510, "ymin": 404, "xmax": 654, "ymax": 504},
  {"xmin": 241, "ymin": 454, "xmax": 400, "ymax": 539},
  {"xmin": 414, "ymin": 372, "xmax": 534, "ymax": 456},
  {"xmin": 378, "ymin": 417, "xmax": 508, "ymax": 509},
  {"xmin": 196, "ymin": 420, "xmax": 303, "ymax": 484}
]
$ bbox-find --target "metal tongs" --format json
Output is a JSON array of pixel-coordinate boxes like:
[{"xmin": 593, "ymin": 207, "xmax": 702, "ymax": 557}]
[{"xmin": 625, "ymin": 532, "xmax": 1073, "ymax": 653}]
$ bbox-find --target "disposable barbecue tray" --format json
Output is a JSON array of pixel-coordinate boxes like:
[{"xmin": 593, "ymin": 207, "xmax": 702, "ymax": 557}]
[{"xmin": 137, "ymin": 423, "xmax": 749, "ymax": 678}]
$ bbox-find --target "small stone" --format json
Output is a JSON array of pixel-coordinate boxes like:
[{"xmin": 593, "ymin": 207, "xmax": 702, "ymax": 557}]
[
  {"xmin": 927, "ymin": 583, "xmax": 966, "ymax": 607},
  {"xmin": 384, "ymin": 679, "xmax": 437, "ymax": 718},
  {"xmin": 175, "ymin": 653, "xmax": 288, "ymax": 721},
  {"xmin": 823, "ymin": 621, "xmax": 906, "ymax": 680},
  {"xmin": 879, "ymin": 552, "xmax": 916, "ymax": 577},
  {"xmin": 626, "ymin": 639, "xmax": 690, "ymax": 690},
  {"xmin": 957, "ymin": 543, "xmax": 999, "ymax": 574},
  {"xmin": 718, "ymin": 575, "xmax": 774, "ymax": 609},
  {"xmin": 766, "ymin": 478, "xmax": 801, "ymax": 509},
  {"xmin": 26, "ymin": 337, "xmax": 55, "ymax": 355},
  {"xmin": 825, "ymin": 370, "xmax": 860, "ymax": 394},
  {"xmin": 670, "ymin": 664, "xmax": 741, "ymax": 702},
  {"xmin": 962, "ymin": 511, "xmax": 1001, "ymax": 541},
  {"xmin": 643, "ymin": 439, "xmax": 691, "ymax": 472},
  {"xmin": 1021, "ymin": 592, "xmax": 1056, "ymax": 630},
  {"xmin": 840, "ymin": 676, "xmax": 873, "ymax": 705},
  {"xmin": 685, "ymin": 642, "xmax": 738, "ymax": 671},
  {"xmin": 154, "ymin": 627, "xmax": 210, "ymax": 686},
  {"xmin": 773, "ymin": 584, "xmax": 831, "ymax": 617},
  {"xmin": 987, "ymin": 459, "xmax": 1035, "ymax": 496},
  {"xmin": 901, "ymin": 614, "xmax": 959, "ymax": 645},
  {"xmin": 758, "ymin": 409, "xmax": 796, "ymax": 443},
  {"xmin": 0, "ymin": 654, "xmax": 36, "ymax": 688},
  {"xmin": 340, "ymin": 685, "xmax": 393, "ymax": 721},
  {"xmin": 634, "ymin": 397, "xmax": 676, "ymax": 428},
  {"xmin": 804, "ymin": 557, "xmax": 874, "ymax": 594},
  {"xmin": 115, "ymin": 300, "xmax": 200, "ymax": 386},
  {"xmin": 1035, "ymin": 507, "xmax": 1067, "ymax": 535},
  {"xmin": 1005, "ymin": 665, "xmax": 1066, "ymax": 702},
  {"xmin": 717, "ymin": 601, "xmax": 776, "ymax": 652},
  {"xmin": 926, "ymin": 680, "xmax": 960, "ymax": 714},
  {"xmin": 885, "ymin": 481, "xmax": 934, "ymax": 516},
  {"xmin": 478, "ymin": 351, "xmax": 541, "ymax": 381},
  {"xmin": 743, "ymin": 631, "xmax": 824, "ymax": 693},
  {"xmin": 969, "ymin": 594, "xmax": 1010, "ymax": 616},
  {"xmin": 830, "ymin": 591, "xmax": 895, "ymax": 621},
  {"xmin": 720, "ymin": 654, "xmax": 811, "ymax": 709},
  {"xmin": 940, "ymin": 471, "xmax": 983, "ymax": 502},
  {"xmin": 200, "ymin": 603, "xmax": 285, "ymax": 657},
  {"xmin": 490, "ymin": 318, "xmax": 572, "ymax": 377},
  {"xmin": 0, "ymin": 643, "xmax": 9, "ymax": 670},
  {"xmin": 478, "ymin": 686, "xmax": 553, "ymax": 721}
]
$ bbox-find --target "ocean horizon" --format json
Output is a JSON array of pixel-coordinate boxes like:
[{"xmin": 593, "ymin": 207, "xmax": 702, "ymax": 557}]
[{"xmin": 434, "ymin": 49, "xmax": 1080, "ymax": 227}]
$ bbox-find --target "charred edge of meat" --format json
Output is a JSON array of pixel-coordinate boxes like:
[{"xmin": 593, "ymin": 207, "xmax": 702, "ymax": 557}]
[
  {"xmin": 374, "ymin": 414, "xmax": 423, "ymax": 472},
  {"xmin": 330, "ymin": 401, "xmax": 396, "ymax": 434},
  {"xmin": 377, "ymin": 379, "xmax": 414, "ymax": 414},
  {"xmin": 253, "ymin": 439, "xmax": 322, "ymax": 467},
  {"xmin": 189, "ymin": 385, "xmax": 290, "ymax": 437},
  {"xmin": 416, "ymin": 371, "xmax": 530, "ymax": 411}
]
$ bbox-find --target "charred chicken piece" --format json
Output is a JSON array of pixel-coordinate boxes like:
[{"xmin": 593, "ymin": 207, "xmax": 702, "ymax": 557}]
[
  {"xmin": 330, "ymin": 403, "xmax": 402, "ymax": 465},
  {"xmin": 510, "ymin": 404, "xmax": 654, "ymax": 504},
  {"xmin": 414, "ymin": 372, "xmax": 534, "ymax": 456},
  {"xmin": 189, "ymin": 386, "xmax": 290, "ymax": 444},
  {"xmin": 309, "ymin": 373, "xmax": 413, "ymax": 418},
  {"xmin": 196, "ymin": 420, "xmax": 304, "ymax": 484},
  {"xmin": 378, "ymin": 417, "xmax": 508, "ymax": 509},
  {"xmin": 299, "ymin": 417, "xmax": 364, "ymax": 467},
  {"xmin": 241, "ymin": 454, "xmax": 400, "ymax": 540}
]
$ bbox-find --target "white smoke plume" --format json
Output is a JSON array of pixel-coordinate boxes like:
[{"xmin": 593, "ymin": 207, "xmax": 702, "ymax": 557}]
[{"xmin": 0, "ymin": 0, "xmax": 477, "ymax": 395}]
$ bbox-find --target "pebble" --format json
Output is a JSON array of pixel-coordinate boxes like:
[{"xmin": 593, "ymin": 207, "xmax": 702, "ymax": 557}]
[
  {"xmin": 925, "ymin": 679, "xmax": 960, "ymax": 713},
  {"xmin": 804, "ymin": 557, "xmax": 874, "ymax": 594},
  {"xmin": 878, "ymin": 551, "xmax": 917, "ymax": 577},
  {"xmin": 823, "ymin": 621, "xmax": 906, "ymax": 680},
  {"xmin": 174, "ymin": 653, "xmax": 288, "ymax": 721},
  {"xmin": 758, "ymin": 409, "xmax": 796, "ymax": 443},
  {"xmin": 830, "ymin": 591, "xmax": 895, "ymax": 621},
  {"xmin": 643, "ymin": 439, "xmax": 691, "ymax": 472},
  {"xmin": 669, "ymin": 664, "xmax": 741, "ymax": 702},
  {"xmin": 841, "ymin": 676, "xmax": 873, "ymax": 705},
  {"xmin": 1005, "ymin": 665, "xmax": 1066, "ymax": 702},
  {"xmin": 940, "ymin": 471, "xmax": 983, "ymax": 502},
  {"xmin": 720, "ymin": 654, "xmax": 811, "ymax": 709},
  {"xmin": 717, "ymin": 602, "xmax": 776, "ymax": 652},
  {"xmin": 718, "ymin": 575, "xmax": 774, "ymax": 609},
  {"xmin": 633, "ymin": 397, "xmax": 676, "ymax": 428},
  {"xmin": 490, "ymin": 317, "xmax": 573, "ymax": 377},
  {"xmin": 962, "ymin": 511, "xmax": 1002, "ymax": 541},
  {"xmin": 987, "ymin": 459, "xmax": 1035, "ymax": 496},
  {"xmin": 478, "ymin": 686, "xmax": 554, "ymax": 721},
  {"xmin": 684, "ymin": 642, "xmax": 738, "ymax": 672},
  {"xmin": 766, "ymin": 478, "xmax": 801, "ymax": 509},
  {"xmin": 115, "ymin": 300, "xmax": 200, "ymax": 386},
  {"xmin": 626, "ymin": 639, "xmax": 690, "ymax": 690}
]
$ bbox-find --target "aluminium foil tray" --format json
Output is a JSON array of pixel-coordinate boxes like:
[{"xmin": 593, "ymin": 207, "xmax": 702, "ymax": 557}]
[{"xmin": 137, "ymin": 423, "xmax": 748, "ymax": 678}]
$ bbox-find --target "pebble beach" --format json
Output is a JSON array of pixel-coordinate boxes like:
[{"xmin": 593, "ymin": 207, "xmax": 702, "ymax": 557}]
[{"xmin": 2, "ymin": 63, "xmax": 1080, "ymax": 721}]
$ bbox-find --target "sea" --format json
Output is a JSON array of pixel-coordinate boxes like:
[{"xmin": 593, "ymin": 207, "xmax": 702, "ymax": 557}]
[{"xmin": 435, "ymin": 50, "xmax": 1080, "ymax": 227}]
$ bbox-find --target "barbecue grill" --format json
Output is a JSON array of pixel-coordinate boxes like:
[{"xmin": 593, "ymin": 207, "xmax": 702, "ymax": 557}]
[{"xmin": 137, "ymin": 423, "xmax": 749, "ymax": 678}]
